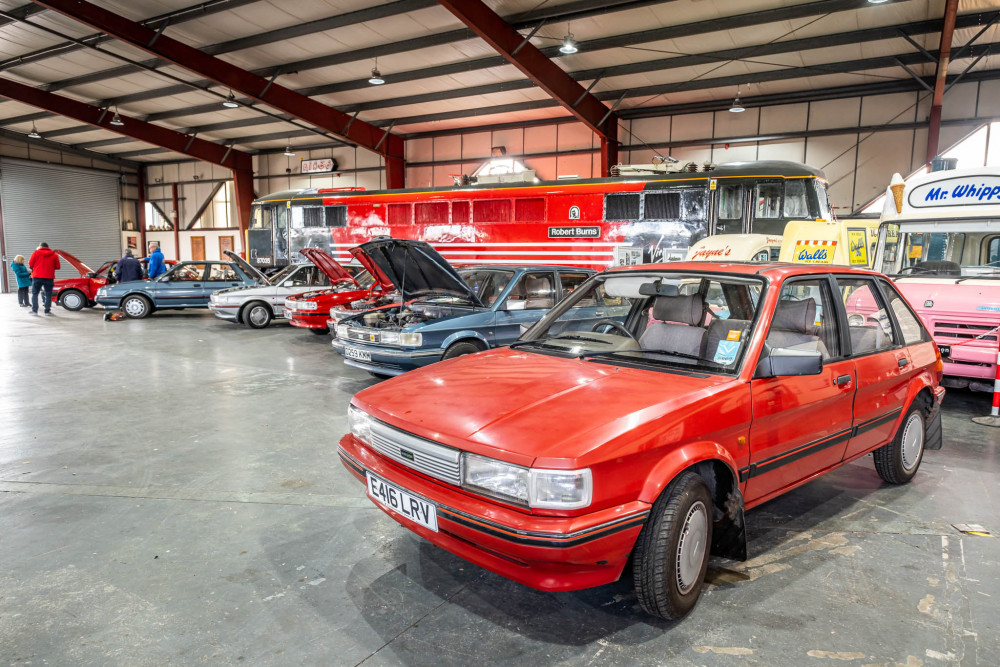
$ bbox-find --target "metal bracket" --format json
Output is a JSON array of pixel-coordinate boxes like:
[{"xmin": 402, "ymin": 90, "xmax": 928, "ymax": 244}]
[
  {"xmin": 259, "ymin": 70, "xmax": 280, "ymax": 98},
  {"xmin": 147, "ymin": 19, "xmax": 170, "ymax": 48},
  {"xmin": 220, "ymin": 141, "xmax": 234, "ymax": 165},
  {"xmin": 951, "ymin": 12, "xmax": 1000, "ymax": 62},
  {"xmin": 342, "ymin": 109, "xmax": 361, "ymax": 135},
  {"xmin": 374, "ymin": 121, "xmax": 396, "ymax": 152},
  {"xmin": 96, "ymin": 107, "xmax": 109, "ymax": 124},
  {"xmin": 183, "ymin": 132, "xmax": 197, "ymax": 152},
  {"xmin": 893, "ymin": 57, "xmax": 934, "ymax": 93},
  {"xmin": 572, "ymin": 73, "xmax": 604, "ymax": 108},
  {"xmin": 895, "ymin": 29, "xmax": 936, "ymax": 62},
  {"xmin": 511, "ymin": 20, "xmax": 545, "ymax": 56},
  {"xmin": 598, "ymin": 91, "xmax": 627, "ymax": 126},
  {"xmin": 945, "ymin": 45, "xmax": 991, "ymax": 93}
]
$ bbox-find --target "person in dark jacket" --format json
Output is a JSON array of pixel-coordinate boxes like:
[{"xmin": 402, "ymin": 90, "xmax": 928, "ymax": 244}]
[
  {"xmin": 143, "ymin": 244, "xmax": 166, "ymax": 279},
  {"xmin": 11, "ymin": 254, "xmax": 31, "ymax": 307},
  {"xmin": 28, "ymin": 242, "xmax": 61, "ymax": 315},
  {"xmin": 115, "ymin": 249, "xmax": 144, "ymax": 283}
]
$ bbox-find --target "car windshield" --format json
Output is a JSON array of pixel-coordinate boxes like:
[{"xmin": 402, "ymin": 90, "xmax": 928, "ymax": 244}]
[
  {"xmin": 266, "ymin": 265, "xmax": 298, "ymax": 285},
  {"xmin": 354, "ymin": 270, "xmax": 375, "ymax": 290},
  {"xmin": 879, "ymin": 223, "xmax": 1000, "ymax": 277},
  {"xmin": 410, "ymin": 268, "xmax": 513, "ymax": 305},
  {"xmin": 516, "ymin": 271, "xmax": 764, "ymax": 375}
]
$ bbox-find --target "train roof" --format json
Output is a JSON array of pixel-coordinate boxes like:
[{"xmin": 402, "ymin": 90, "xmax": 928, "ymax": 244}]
[{"xmin": 254, "ymin": 160, "xmax": 825, "ymax": 204}]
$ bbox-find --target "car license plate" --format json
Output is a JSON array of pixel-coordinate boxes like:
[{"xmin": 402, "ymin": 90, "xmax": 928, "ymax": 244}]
[
  {"xmin": 366, "ymin": 472, "xmax": 438, "ymax": 531},
  {"xmin": 344, "ymin": 346, "xmax": 371, "ymax": 361}
]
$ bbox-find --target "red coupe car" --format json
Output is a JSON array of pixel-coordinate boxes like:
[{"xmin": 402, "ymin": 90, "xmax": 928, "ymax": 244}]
[{"xmin": 339, "ymin": 262, "xmax": 944, "ymax": 620}]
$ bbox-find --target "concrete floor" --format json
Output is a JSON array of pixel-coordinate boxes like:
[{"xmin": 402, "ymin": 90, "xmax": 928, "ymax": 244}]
[{"xmin": 1, "ymin": 296, "xmax": 998, "ymax": 667}]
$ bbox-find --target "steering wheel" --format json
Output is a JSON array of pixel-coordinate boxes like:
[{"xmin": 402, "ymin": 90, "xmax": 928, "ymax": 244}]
[
  {"xmin": 591, "ymin": 319, "xmax": 637, "ymax": 340},
  {"xmin": 897, "ymin": 266, "xmax": 934, "ymax": 274}
]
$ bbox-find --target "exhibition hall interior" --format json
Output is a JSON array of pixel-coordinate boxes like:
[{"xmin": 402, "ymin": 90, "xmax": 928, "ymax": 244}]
[{"xmin": 1, "ymin": 0, "xmax": 999, "ymax": 664}]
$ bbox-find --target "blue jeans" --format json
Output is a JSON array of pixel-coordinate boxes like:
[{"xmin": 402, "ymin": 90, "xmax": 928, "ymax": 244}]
[{"xmin": 31, "ymin": 278, "xmax": 54, "ymax": 313}]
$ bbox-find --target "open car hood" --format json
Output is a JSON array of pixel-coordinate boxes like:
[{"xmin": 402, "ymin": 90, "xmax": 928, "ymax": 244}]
[
  {"xmin": 223, "ymin": 250, "xmax": 269, "ymax": 283},
  {"xmin": 350, "ymin": 238, "xmax": 483, "ymax": 306},
  {"xmin": 54, "ymin": 249, "xmax": 93, "ymax": 276},
  {"xmin": 349, "ymin": 246, "xmax": 398, "ymax": 292},
  {"xmin": 300, "ymin": 247, "xmax": 357, "ymax": 286}
]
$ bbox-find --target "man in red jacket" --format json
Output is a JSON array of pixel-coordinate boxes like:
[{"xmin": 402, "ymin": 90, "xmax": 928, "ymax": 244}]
[{"xmin": 28, "ymin": 242, "xmax": 61, "ymax": 315}]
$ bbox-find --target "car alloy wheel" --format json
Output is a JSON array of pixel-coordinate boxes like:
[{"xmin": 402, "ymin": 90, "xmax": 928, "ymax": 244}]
[
  {"xmin": 122, "ymin": 296, "xmax": 149, "ymax": 318},
  {"xmin": 900, "ymin": 411, "xmax": 925, "ymax": 472},
  {"xmin": 675, "ymin": 501, "xmax": 709, "ymax": 594},
  {"xmin": 245, "ymin": 303, "xmax": 272, "ymax": 329},
  {"xmin": 61, "ymin": 291, "xmax": 85, "ymax": 311}
]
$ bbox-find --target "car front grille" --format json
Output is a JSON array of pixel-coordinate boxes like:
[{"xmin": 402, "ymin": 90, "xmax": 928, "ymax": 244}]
[
  {"xmin": 368, "ymin": 420, "xmax": 461, "ymax": 486},
  {"xmin": 933, "ymin": 321, "xmax": 997, "ymax": 342},
  {"xmin": 346, "ymin": 327, "xmax": 382, "ymax": 344}
]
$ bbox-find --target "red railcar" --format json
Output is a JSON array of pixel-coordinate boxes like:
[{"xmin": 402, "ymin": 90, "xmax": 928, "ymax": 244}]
[{"xmin": 247, "ymin": 161, "xmax": 832, "ymax": 272}]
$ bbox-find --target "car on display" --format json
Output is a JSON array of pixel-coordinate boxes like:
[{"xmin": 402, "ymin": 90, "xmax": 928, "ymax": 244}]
[
  {"xmin": 207, "ymin": 249, "xmax": 361, "ymax": 329},
  {"xmin": 339, "ymin": 261, "xmax": 944, "ymax": 620},
  {"xmin": 284, "ymin": 247, "xmax": 397, "ymax": 335},
  {"xmin": 51, "ymin": 249, "xmax": 176, "ymax": 311},
  {"xmin": 95, "ymin": 259, "xmax": 258, "ymax": 318},
  {"xmin": 330, "ymin": 238, "xmax": 597, "ymax": 376}
]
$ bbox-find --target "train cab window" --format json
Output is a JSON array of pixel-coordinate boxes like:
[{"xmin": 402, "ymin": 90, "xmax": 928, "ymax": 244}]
[
  {"xmin": 642, "ymin": 192, "xmax": 680, "ymax": 220},
  {"xmin": 755, "ymin": 182, "xmax": 782, "ymax": 219},
  {"xmin": 605, "ymin": 193, "xmax": 640, "ymax": 221},
  {"xmin": 291, "ymin": 206, "xmax": 325, "ymax": 229},
  {"xmin": 388, "ymin": 203, "xmax": 412, "ymax": 225},
  {"xmin": 784, "ymin": 180, "xmax": 809, "ymax": 218},
  {"xmin": 813, "ymin": 181, "xmax": 833, "ymax": 220},
  {"xmin": 415, "ymin": 202, "xmax": 449, "ymax": 225},
  {"xmin": 250, "ymin": 205, "xmax": 274, "ymax": 229},
  {"xmin": 325, "ymin": 206, "xmax": 346, "ymax": 227},
  {"xmin": 275, "ymin": 207, "xmax": 288, "ymax": 260},
  {"xmin": 986, "ymin": 237, "xmax": 1000, "ymax": 265},
  {"xmin": 514, "ymin": 198, "xmax": 545, "ymax": 222},
  {"xmin": 473, "ymin": 200, "xmax": 512, "ymax": 223},
  {"xmin": 452, "ymin": 201, "xmax": 470, "ymax": 223}
]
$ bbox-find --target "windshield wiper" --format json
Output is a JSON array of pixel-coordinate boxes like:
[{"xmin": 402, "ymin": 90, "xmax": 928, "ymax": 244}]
[{"xmin": 578, "ymin": 348, "xmax": 727, "ymax": 369}]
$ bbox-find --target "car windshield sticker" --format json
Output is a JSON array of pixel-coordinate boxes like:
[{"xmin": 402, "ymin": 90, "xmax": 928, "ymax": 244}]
[
  {"xmin": 714, "ymin": 340, "xmax": 740, "ymax": 365},
  {"xmin": 726, "ymin": 330, "xmax": 741, "ymax": 341}
]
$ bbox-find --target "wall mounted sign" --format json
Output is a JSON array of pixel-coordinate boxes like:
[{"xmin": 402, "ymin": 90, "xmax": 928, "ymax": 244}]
[
  {"xmin": 301, "ymin": 158, "xmax": 338, "ymax": 174},
  {"xmin": 548, "ymin": 226, "xmax": 600, "ymax": 238}
]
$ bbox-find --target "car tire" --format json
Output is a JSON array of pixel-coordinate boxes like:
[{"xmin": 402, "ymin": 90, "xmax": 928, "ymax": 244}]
[
  {"xmin": 873, "ymin": 404, "xmax": 925, "ymax": 484},
  {"xmin": 309, "ymin": 327, "xmax": 330, "ymax": 335},
  {"xmin": 60, "ymin": 290, "xmax": 86, "ymax": 311},
  {"xmin": 442, "ymin": 341, "xmax": 483, "ymax": 360},
  {"xmin": 121, "ymin": 294, "xmax": 151, "ymax": 319},
  {"xmin": 633, "ymin": 471, "xmax": 713, "ymax": 620},
  {"xmin": 244, "ymin": 302, "xmax": 272, "ymax": 329}
]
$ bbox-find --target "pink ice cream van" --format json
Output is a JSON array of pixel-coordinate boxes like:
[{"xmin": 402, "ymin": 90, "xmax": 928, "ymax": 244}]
[{"xmin": 874, "ymin": 168, "xmax": 1000, "ymax": 390}]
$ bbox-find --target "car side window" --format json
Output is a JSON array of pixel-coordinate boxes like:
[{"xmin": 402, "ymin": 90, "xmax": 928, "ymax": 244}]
[
  {"xmin": 208, "ymin": 264, "xmax": 239, "ymax": 281},
  {"xmin": 561, "ymin": 273, "xmax": 593, "ymax": 308},
  {"xmin": 766, "ymin": 279, "xmax": 839, "ymax": 359},
  {"xmin": 506, "ymin": 272, "xmax": 556, "ymax": 310},
  {"xmin": 169, "ymin": 264, "xmax": 206, "ymax": 281},
  {"xmin": 838, "ymin": 278, "xmax": 897, "ymax": 355},
  {"xmin": 878, "ymin": 279, "xmax": 924, "ymax": 346}
]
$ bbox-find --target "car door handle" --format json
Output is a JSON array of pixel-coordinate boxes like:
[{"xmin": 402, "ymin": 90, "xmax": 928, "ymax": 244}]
[
  {"xmin": 897, "ymin": 358, "xmax": 909, "ymax": 368},
  {"xmin": 595, "ymin": 310, "xmax": 606, "ymax": 316},
  {"xmin": 192, "ymin": 283, "xmax": 202, "ymax": 287},
  {"xmin": 835, "ymin": 374, "xmax": 852, "ymax": 387},
  {"xmin": 230, "ymin": 283, "xmax": 239, "ymax": 286}
]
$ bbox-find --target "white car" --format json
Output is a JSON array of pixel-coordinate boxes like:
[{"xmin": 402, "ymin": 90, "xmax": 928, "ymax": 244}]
[{"xmin": 209, "ymin": 249, "xmax": 362, "ymax": 328}]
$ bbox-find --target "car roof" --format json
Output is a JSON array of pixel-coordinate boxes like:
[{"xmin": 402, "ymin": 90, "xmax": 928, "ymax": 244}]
[{"xmin": 606, "ymin": 261, "xmax": 883, "ymax": 279}]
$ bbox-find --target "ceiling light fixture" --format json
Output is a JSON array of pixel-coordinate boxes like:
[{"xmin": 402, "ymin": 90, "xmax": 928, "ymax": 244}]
[
  {"xmin": 867, "ymin": 0, "xmax": 890, "ymax": 4},
  {"xmin": 27, "ymin": 122, "xmax": 41, "ymax": 139},
  {"xmin": 368, "ymin": 57, "xmax": 385, "ymax": 85},
  {"xmin": 559, "ymin": 24, "xmax": 578, "ymax": 54},
  {"xmin": 222, "ymin": 90, "xmax": 239, "ymax": 108},
  {"xmin": 283, "ymin": 145, "xmax": 296, "ymax": 157},
  {"xmin": 109, "ymin": 106, "xmax": 124, "ymax": 126},
  {"xmin": 729, "ymin": 84, "xmax": 745, "ymax": 113}
]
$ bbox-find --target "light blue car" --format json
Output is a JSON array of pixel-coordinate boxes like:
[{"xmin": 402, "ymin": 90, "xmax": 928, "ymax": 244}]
[
  {"xmin": 95, "ymin": 260, "xmax": 259, "ymax": 318},
  {"xmin": 330, "ymin": 238, "xmax": 598, "ymax": 377}
]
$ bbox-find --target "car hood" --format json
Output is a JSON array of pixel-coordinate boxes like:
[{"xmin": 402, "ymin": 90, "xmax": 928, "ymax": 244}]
[
  {"xmin": 213, "ymin": 284, "xmax": 266, "ymax": 297},
  {"xmin": 54, "ymin": 249, "xmax": 93, "ymax": 276},
  {"xmin": 349, "ymin": 246, "xmax": 398, "ymax": 292},
  {"xmin": 354, "ymin": 348, "xmax": 735, "ymax": 467},
  {"xmin": 101, "ymin": 279, "xmax": 156, "ymax": 293},
  {"xmin": 351, "ymin": 238, "xmax": 483, "ymax": 307},
  {"xmin": 300, "ymin": 247, "xmax": 357, "ymax": 286},
  {"xmin": 223, "ymin": 250, "xmax": 269, "ymax": 283}
]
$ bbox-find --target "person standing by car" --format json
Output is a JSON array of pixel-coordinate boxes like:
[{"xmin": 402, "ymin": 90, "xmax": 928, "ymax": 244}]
[
  {"xmin": 12, "ymin": 255, "xmax": 31, "ymax": 307},
  {"xmin": 115, "ymin": 249, "xmax": 143, "ymax": 283},
  {"xmin": 28, "ymin": 242, "xmax": 60, "ymax": 315},
  {"xmin": 144, "ymin": 243, "xmax": 166, "ymax": 279}
]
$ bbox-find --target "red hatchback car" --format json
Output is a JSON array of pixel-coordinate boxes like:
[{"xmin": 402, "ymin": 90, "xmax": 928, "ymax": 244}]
[
  {"xmin": 339, "ymin": 262, "xmax": 944, "ymax": 620},
  {"xmin": 284, "ymin": 247, "xmax": 396, "ymax": 335}
]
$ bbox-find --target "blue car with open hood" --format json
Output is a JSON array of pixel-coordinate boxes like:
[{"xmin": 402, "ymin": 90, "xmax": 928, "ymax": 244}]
[{"xmin": 330, "ymin": 238, "xmax": 599, "ymax": 376}]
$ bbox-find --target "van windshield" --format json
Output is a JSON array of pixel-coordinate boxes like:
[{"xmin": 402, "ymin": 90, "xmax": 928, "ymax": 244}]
[{"xmin": 880, "ymin": 223, "xmax": 1000, "ymax": 277}]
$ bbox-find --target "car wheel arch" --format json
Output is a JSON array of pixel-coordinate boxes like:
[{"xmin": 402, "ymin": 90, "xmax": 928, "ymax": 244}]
[
  {"xmin": 637, "ymin": 445, "xmax": 747, "ymax": 562},
  {"xmin": 441, "ymin": 330, "xmax": 490, "ymax": 351},
  {"xmin": 59, "ymin": 288, "xmax": 88, "ymax": 310},
  {"xmin": 238, "ymin": 299, "xmax": 270, "ymax": 323}
]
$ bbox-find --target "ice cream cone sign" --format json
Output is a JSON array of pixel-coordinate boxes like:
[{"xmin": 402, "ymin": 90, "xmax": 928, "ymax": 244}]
[{"xmin": 889, "ymin": 173, "xmax": 905, "ymax": 214}]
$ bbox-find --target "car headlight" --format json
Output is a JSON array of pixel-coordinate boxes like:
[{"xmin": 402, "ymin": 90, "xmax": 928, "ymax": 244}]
[
  {"xmin": 399, "ymin": 332, "xmax": 422, "ymax": 346},
  {"xmin": 96, "ymin": 288, "xmax": 107, "ymax": 297},
  {"xmin": 380, "ymin": 331, "xmax": 399, "ymax": 345},
  {"xmin": 348, "ymin": 405, "xmax": 372, "ymax": 445},
  {"xmin": 335, "ymin": 323, "xmax": 350, "ymax": 339},
  {"xmin": 299, "ymin": 301, "xmax": 318, "ymax": 311},
  {"xmin": 461, "ymin": 453, "xmax": 592, "ymax": 509}
]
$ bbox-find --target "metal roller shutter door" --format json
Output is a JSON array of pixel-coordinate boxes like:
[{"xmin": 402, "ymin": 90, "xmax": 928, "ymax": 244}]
[{"xmin": 1, "ymin": 159, "xmax": 121, "ymax": 292}]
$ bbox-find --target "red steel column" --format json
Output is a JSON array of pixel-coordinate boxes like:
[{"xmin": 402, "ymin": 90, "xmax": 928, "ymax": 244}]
[
  {"xmin": 136, "ymin": 165, "xmax": 147, "ymax": 255},
  {"xmin": 171, "ymin": 183, "xmax": 180, "ymax": 260},
  {"xmin": 232, "ymin": 167, "xmax": 255, "ymax": 256},
  {"xmin": 927, "ymin": 0, "xmax": 959, "ymax": 162}
]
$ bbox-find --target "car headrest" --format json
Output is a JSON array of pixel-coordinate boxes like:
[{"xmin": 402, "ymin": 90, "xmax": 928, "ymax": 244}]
[
  {"xmin": 652, "ymin": 294, "xmax": 704, "ymax": 326},
  {"xmin": 525, "ymin": 277, "xmax": 550, "ymax": 295},
  {"xmin": 773, "ymin": 299, "xmax": 816, "ymax": 333}
]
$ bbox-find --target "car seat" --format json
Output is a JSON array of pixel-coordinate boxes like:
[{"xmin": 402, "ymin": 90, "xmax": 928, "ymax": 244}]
[
  {"xmin": 767, "ymin": 299, "xmax": 830, "ymax": 357},
  {"xmin": 638, "ymin": 295, "xmax": 707, "ymax": 362},
  {"xmin": 702, "ymin": 318, "xmax": 751, "ymax": 366},
  {"xmin": 524, "ymin": 277, "xmax": 554, "ymax": 309}
]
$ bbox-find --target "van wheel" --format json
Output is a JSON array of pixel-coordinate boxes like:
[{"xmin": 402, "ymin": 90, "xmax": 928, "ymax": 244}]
[
  {"xmin": 244, "ymin": 302, "xmax": 272, "ymax": 329},
  {"xmin": 873, "ymin": 405, "xmax": 925, "ymax": 484},
  {"xmin": 121, "ymin": 295, "xmax": 151, "ymax": 319},
  {"xmin": 443, "ymin": 341, "xmax": 483, "ymax": 360},
  {"xmin": 633, "ymin": 471, "xmax": 713, "ymax": 620},
  {"xmin": 60, "ymin": 290, "xmax": 86, "ymax": 311}
]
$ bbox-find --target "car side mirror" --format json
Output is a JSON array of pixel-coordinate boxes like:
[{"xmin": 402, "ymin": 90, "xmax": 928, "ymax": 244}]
[
  {"xmin": 85, "ymin": 272, "xmax": 97, "ymax": 278},
  {"xmin": 755, "ymin": 346, "xmax": 823, "ymax": 378}
]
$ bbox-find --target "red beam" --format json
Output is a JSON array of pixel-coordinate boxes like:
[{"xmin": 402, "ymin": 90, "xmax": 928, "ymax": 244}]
[
  {"xmin": 137, "ymin": 165, "xmax": 147, "ymax": 255},
  {"xmin": 172, "ymin": 183, "xmax": 180, "ymax": 260},
  {"xmin": 0, "ymin": 76, "xmax": 252, "ymax": 171},
  {"xmin": 232, "ymin": 168, "xmax": 255, "ymax": 255},
  {"xmin": 438, "ymin": 0, "xmax": 619, "ymax": 175},
  {"xmin": 34, "ymin": 0, "xmax": 405, "ymax": 188},
  {"xmin": 927, "ymin": 0, "xmax": 959, "ymax": 162}
]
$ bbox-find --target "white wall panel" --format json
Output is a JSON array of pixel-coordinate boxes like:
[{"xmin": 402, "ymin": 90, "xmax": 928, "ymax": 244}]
[
  {"xmin": 712, "ymin": 143, "xmax": 757, "ymax": 164},
  {"xmin": 671, "ymin": 112, "xmax": 713, "ymax": 141},
  {"xmin": 407, "ymin": 137, "xmax": 433, "ymax": 162},
  {"xmin": 942, "ymin": 82, "xmax": 979, "ymax": 120},
  {"xmin": 757, "ymin": 139, "xmax": 806, "ymax": 162},
  {"xmin": 524, "ymin": 125, "xmax": 558, "ymax": 153},
  {"xmin": 861, "ymin": 92, "xmax": 919, "ymax": 126},
  {"xmin": 461, "ymin": 132, "xmax": 492, "ymax": 160},
  {"xmin": 670, "ymin": 145, "xmax": 712, "ymax": 165},
  {"xmin": 805, "ymin": 133, "xmax": 857, "ymax": 213},
  {"xmin": 910, "ymin": 128, "xmax": 929, "ymax": 172},
  {"xmin": 759, "ymin": 103, "xmax": 808, "ymax": 134},
  {"xmin": 433, "ymin": 135, "xmax": 462, "ymax": 161},
  {"xmin": 489, "ymin": 127, "xmax": 524, "ymax": 157},
  {"xmin": 554, "ymin": 153, "xmax": 594, "ymax": 179},
  {"xmin": 406, "ymin": 165, "xmax": 434, "ymax": 188},
  {"xmin": 855, "ymin": 129, "xmax": 913, "ymax": 209},
  {"xmin": 809, "ymin": 98, "xmax": 861, "ymax": 131},
  {"xmin": 713, "ymin": 108, "xmax": 759, "ymax": 139},
  {"xmin": 978, "ymin": 81, "xmax": 1000, "ymax": 117},
  {"xmin": 528, "ymin": 156, "xmax": 557, "ymax": 181},
  {"xmin": 557, "ymin": 122, "xmax": 594, "ymax": 151},
  {"xmin": 631, "ymin": 116, "xmax": 671, "ymax": 145}
]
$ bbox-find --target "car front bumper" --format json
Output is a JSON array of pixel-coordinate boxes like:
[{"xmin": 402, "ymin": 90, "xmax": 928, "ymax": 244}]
[
  {"xmin": 338, "ymin": 435, "xmax": 648, "ymax": 592},
  {"xmin": 286, "ymin": 310, "xmax": 328, "ymax": 329},
  {"xmin": 331, "ymin": 338, "xmax": 443, "ymax": 376},
  {"xmin": 208, "ymin": 303, "xmax": 239, "ymax": 321}
]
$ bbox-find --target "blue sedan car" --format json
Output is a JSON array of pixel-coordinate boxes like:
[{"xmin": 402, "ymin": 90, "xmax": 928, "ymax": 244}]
[
  {"xmin": 330, "ymin": 238, "xmax": 598, "ymax": 376},
  {"xmin": 95, "ymin": 260, "xmax": 259, "ymax": 318}
]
